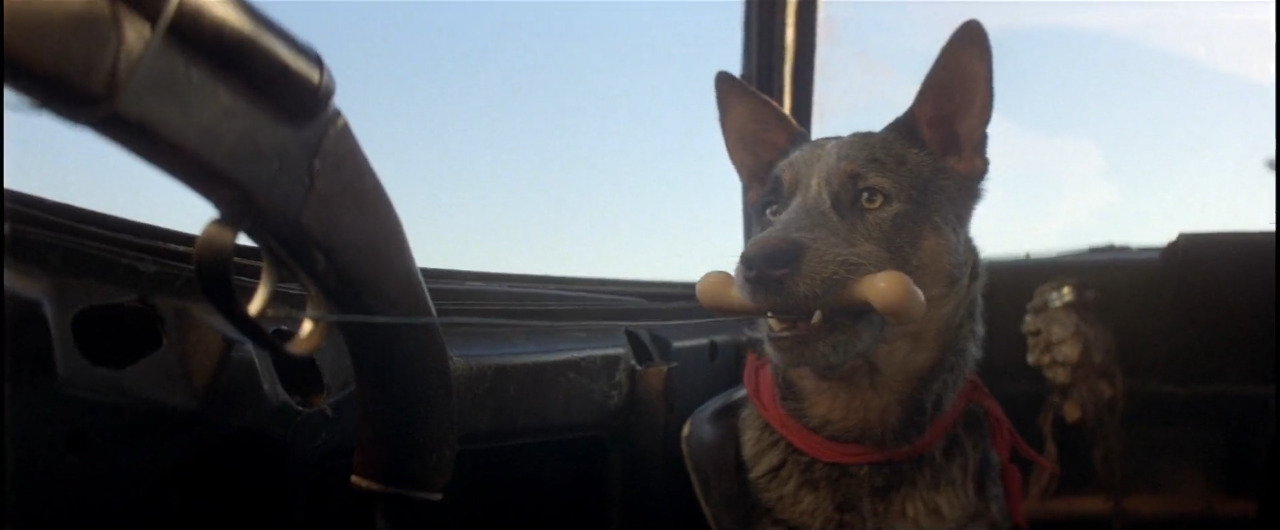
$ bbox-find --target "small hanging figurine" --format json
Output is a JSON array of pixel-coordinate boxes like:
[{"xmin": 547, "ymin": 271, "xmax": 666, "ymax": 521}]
[{"xmin": 1021, "ymin": 279, "xmax": 1125, "ymax": 516}]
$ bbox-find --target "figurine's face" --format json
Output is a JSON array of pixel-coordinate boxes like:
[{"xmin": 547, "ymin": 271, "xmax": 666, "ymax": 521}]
[
  {"xmin": 1022, "ymin": 306, "xmax": 1083, "ymax": 385},
  {"xmin": 1022, "ymin": 282, "xmax": 1084, "ymax": 386}
]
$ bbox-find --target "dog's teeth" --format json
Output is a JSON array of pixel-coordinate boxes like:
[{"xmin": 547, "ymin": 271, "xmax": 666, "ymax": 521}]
[
  {"xmin": 810, "ymin": 310, "xmax": 824, "ymax": 326},
  {"xmin": 767, "ymin": 318, "xmax": 785, "ymax": 332}
]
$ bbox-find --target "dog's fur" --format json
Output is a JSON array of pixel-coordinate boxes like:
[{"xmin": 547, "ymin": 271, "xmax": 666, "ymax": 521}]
[{"xmin": 715, "ymin": 20, "xmax": 1009, "ymax": 529}]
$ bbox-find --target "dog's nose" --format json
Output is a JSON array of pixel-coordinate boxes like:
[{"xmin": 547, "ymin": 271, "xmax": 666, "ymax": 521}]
[{"xmin": 740, "ymin": 236, "xmax": 805, "ymax": 286}]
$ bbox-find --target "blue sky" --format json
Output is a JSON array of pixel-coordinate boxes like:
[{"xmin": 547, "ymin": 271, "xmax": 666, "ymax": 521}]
[{"xmin": 4, "ymin": 1, "xmax": 1275, "ymax": 281}]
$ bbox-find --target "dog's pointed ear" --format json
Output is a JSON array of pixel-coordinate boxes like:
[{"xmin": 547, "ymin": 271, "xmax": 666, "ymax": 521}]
[
  {"xmin": 715, "ymin": 71, "xmax": 808, "ymax": 198},
  {"xmin": 884, "ymin": 20, "xmax": 993, "ymax": 180}
]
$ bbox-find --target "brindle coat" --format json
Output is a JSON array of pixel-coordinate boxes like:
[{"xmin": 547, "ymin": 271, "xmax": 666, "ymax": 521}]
[{"xmin": 714, "ymin": 20, "xmax": 1011, "ymax": 529}]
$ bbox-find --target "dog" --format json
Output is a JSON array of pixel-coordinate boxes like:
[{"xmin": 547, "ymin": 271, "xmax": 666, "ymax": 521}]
[{"xmin": 682, "ymin": 19, "xmax": 1048, "ymax": 530}]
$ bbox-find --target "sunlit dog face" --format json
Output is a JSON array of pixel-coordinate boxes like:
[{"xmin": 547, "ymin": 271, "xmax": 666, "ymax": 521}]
[{"xmin": 715, "ymin": 21, "xmax": 994, "ymax": 377}]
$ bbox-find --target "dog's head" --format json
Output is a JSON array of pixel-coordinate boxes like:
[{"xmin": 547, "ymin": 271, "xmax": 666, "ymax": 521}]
[{"xmin": 715, "ymin": 20, "xmax": 993, "ymax": 378}]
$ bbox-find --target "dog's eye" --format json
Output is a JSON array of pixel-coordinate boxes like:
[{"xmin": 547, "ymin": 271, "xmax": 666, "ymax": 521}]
[
  {"xmin": 764, "ymin": 203, "xmax": 782, "ymax": 221},
  {"xmin": 859, "ymin": 188, "xmax": 886, "ymax": 210}
]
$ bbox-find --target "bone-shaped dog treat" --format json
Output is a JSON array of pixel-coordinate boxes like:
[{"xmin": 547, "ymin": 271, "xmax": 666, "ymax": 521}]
[
  {"xmin": 695, "ymin": 271, "xmax": 765, "ymax": 315},
  {"xmin": 695, "ymin": 270, "xmax": 927, "ymax": 325},
  {"xmin": 839, "ymin": 270, "xmax": 927, "ymax": 325}
]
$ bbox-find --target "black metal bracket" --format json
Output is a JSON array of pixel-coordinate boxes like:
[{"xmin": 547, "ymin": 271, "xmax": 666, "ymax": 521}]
[{"xmin": 737, "ymin": 0, "xmax": 817, "ymax": 243}]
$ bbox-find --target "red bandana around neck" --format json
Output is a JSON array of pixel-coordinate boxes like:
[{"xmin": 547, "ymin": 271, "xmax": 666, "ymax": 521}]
[{"xmin": 742, "ymin": 351, "xmax": 1054, "ymax": 529}]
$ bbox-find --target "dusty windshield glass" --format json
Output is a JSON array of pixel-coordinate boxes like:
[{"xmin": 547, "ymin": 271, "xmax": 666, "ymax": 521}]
[
  {"xmin": 812, "ymin": 0, "xmax": 1276, "ymax": 258},
  {"xmin": 3, "ymin": 0, "xmax": 1275, "ymax": 280},
  {"xmin": 3, "ymin": 0, "xmax": 745, "ymax": 281}
]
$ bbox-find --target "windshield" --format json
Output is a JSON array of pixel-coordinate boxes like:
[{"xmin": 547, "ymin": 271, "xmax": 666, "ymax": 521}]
[
  {"xmin": 3, "ymin": 0, "xmax": 1275, "ymax": 281},
  {"xmin": 813, "ymin": 0, "xmax": 1276, "ymax": 259}
]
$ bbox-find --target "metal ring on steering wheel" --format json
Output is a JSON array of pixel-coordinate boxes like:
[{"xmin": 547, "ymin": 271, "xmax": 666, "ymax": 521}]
[
  {"xmin": 194, "ymin": 218, "xmax": 330, "ymax": 357},
  {"xmin": 248, "ymin": 250, "xmax": 330, "ymax": 356}
]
